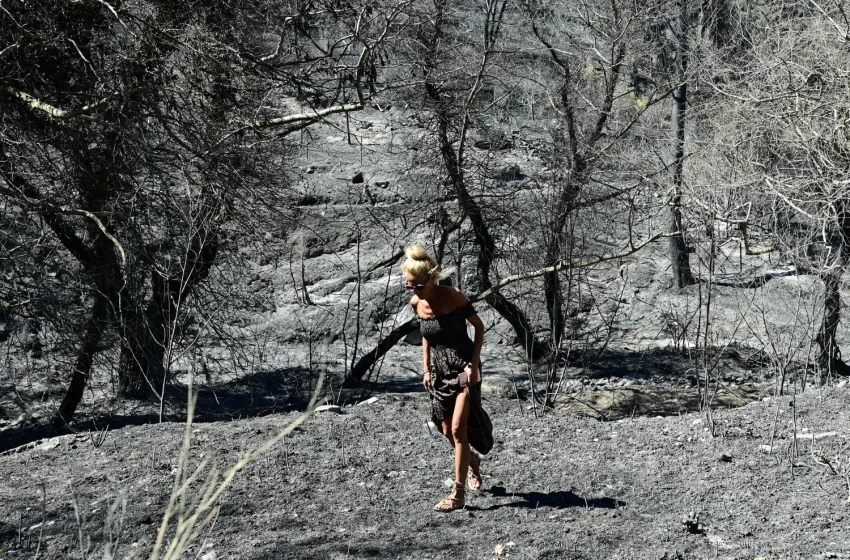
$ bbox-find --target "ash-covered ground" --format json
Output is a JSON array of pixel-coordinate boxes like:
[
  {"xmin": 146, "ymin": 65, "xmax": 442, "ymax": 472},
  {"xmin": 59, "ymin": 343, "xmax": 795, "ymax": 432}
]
[{"xmin": 2, "ymin": 383, "xmax": 850, "ymax": 559}]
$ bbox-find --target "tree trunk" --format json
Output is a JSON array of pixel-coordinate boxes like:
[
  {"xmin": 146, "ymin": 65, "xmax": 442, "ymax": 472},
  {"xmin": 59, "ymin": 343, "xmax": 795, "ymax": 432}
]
[
  {"xmin": 346, "ymin": 318, "xmax": 419, "ymax": 384},
  {"xmin": 118, "ymin": 226, "xmax": 220, "ymax": 398},
  {"xmin": 669, "ymin": 0, "xmax": 695, "ymax": 289},
  {"xmin": 816, "ymin": 200, "xmax": 850, "ymax": 377},
  {"xmin": 118, "ymin": 301, "xmax": 164, "ymax": 399},
  {"xmin": 421, "ymin": 5, "xmax": 546, "ymax": 360},
  {"xmin": 543, "ymin": 175, "xmax": 582, "ymax": 347},
  {"xmin": 53, "ymin": 275, "xmax": 110, "ymax": 427},
  {"xmin": 816, "ymin": 270, "xmax": 849, "ymax": 376}
]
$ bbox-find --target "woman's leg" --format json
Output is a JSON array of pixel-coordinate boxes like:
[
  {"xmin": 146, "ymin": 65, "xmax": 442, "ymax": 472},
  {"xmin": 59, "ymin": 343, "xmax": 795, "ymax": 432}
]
[
  {"xmin": 450, "ymin": 391, "xmax": 472, "ymax": 486},
  {"xmin": 433, "ymin": 393, "xmax": 471, "ymax": 511},
  {"xmin": 441, "ymin": 419, "xmax": 454, "ymax": 446}
]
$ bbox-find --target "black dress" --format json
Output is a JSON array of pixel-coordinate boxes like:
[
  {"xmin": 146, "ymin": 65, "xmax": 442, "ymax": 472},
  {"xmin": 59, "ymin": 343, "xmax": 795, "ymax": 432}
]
[{"xmin": 419, "ymin": 302, "xmax": 494, "ymax": 455}]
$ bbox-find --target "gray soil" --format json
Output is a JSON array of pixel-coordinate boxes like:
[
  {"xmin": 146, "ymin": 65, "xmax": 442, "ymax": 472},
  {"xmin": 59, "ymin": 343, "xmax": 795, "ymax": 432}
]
[{"xmin": 2, "ymin": 384, "xmax": 850, "ymax": 559}]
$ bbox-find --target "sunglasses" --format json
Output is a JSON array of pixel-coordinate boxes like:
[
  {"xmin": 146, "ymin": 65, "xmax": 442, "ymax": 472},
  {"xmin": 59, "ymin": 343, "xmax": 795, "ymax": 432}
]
[{"xmin": 405, "ymin": 282, "xmax": 428, "ymax": 291}]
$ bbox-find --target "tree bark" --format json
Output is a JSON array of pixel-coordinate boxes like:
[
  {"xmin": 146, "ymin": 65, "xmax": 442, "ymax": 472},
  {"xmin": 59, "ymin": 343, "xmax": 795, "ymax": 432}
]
[
  {"xmin": 422, "ymin": 1, "xmax": 546, "ymax": 361},
  {"xmin": 346, "ymin": 318, "xmax": 419, "ymax": 384},
  {"xmin": 669, "ymin": 0, "xmax": 695, "ymax": 289},
  {"xmin": 816, "ymin": 269, "xmax": 849, "ymax": 376},
  {"xmin": 817, "ymin": 200, "xmax": 850, "ymax": 377},
  {"xmin": 52, "ymin": 276, "xmax": 110, "ymax": 427}
]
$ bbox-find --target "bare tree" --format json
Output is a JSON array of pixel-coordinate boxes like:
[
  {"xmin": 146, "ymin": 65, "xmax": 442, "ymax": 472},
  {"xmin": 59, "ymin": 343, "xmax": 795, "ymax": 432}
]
[{"xmin": 0, "ymin": 0, "xmax": 407, "ymax": 424}]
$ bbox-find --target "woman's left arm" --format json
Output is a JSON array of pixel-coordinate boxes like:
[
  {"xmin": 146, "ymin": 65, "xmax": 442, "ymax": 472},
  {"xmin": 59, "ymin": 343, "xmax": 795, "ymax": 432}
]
[
  {"xmin": 457, "ymin": 289, "xmax": 485, "ymax": 384},
  {"xmin": 469, "ymin": 313, "xmax": 485, "ymax": 377}
]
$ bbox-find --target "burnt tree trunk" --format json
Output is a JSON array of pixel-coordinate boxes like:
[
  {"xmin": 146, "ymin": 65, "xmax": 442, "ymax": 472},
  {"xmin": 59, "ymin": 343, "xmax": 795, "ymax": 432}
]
[
  {"xmin": 423, "ymin": 1, "xmax": 546, "ymax": 361},
  {"xmin": 669, "ymin": 0, "xmax": 695, "ymax": 289},
  {"xmin": 817, "ymin": 200, "xmax": 850, "ymax": 377},
  {"xmin": 816, "ymin": 269, "xmax": 848, "ymax": 376},
  {"xmin": 346, "ymin": 318, "xmax": 419, "ymax": 384},
  {"xmin": 53, "ymin": 273, "xmax": 110, "ymax": 427}
]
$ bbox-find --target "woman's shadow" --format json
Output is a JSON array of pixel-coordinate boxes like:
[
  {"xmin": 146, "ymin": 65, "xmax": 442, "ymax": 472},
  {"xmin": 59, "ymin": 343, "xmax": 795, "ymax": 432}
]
[{"xmin": 469, "ymin": 485, "xmax": 625, "ymax": 511}]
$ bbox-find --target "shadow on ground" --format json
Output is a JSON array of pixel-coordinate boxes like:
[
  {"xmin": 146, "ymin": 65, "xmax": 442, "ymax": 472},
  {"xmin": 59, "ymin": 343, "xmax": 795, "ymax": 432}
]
[
  {"xmin": 473, "ymin": 485, "xmax": 626, "ymax": 511},
  {"xmin": 0, "ymin": 366, "xmax": 317, "ymax": 453}
]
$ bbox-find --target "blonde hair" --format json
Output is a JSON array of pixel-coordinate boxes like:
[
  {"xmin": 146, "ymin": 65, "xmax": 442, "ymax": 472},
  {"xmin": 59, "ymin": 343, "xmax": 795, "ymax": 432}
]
[{"xmin": 401, "ymin": 246, "xmax": 444, "ymax": 280}]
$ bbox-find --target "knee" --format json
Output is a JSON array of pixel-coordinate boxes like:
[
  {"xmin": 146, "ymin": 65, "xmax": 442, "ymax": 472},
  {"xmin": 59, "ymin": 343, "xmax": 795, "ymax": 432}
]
[
  {"xmin": 441, "ymin": 422, "xmax": 453, "ymax": 438},
  {"xmin": 450, "ymin": 422, "xmax": 467, "ymax": 442}
]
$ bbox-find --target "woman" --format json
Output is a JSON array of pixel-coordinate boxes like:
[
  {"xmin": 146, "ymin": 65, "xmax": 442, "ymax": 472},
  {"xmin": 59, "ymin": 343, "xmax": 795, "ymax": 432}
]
[{"xmin": 402, "ymin": 246, "xmax": 493, "ymax": 512}]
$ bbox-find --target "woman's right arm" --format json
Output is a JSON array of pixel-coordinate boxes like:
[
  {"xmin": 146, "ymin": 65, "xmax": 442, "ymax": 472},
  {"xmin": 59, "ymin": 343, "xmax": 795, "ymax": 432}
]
[
  {"xmin": 422, "ymin": 336, "xmax": 431, "ymax": 375},
  {"xmin": 412, "ymin": 296, "xmax": 431, "ymax": 389}
]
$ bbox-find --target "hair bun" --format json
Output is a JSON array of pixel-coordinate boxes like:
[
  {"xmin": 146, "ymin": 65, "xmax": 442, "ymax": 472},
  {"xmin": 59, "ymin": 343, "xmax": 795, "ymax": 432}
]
[
  {"xmin": 405, "ymin": 246, "xmax": 429, "ymax": 261},
  {"xmin": 401, "ymin": 245, "xmax": 445, "ymax": 281}
]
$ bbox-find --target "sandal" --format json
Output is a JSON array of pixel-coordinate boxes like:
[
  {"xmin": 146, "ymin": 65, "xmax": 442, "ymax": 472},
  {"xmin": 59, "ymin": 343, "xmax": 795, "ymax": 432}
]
[
  {"xmin": 434, "ymin": 482, "xmax": 465, "ymax": 512},
  {"xmin": 468, "ymin": 452, "xmax": 483, "ymax": 491}
]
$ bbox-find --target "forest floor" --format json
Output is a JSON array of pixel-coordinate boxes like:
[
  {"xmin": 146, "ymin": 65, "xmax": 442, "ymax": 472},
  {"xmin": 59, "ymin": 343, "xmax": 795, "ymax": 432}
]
[{"xmin": 2, "ymin": 382, "xmax": 850, "ymax": 559}]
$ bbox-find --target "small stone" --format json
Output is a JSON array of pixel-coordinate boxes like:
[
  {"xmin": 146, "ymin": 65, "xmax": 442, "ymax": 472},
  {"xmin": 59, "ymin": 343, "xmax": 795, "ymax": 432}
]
[
  {"xmin": 314, "ymin": 404, "xmax": 342, "ymax": 414},
  {"xmin": 352, "ymin": 172, "xmax": 364, "ymax": 184}
]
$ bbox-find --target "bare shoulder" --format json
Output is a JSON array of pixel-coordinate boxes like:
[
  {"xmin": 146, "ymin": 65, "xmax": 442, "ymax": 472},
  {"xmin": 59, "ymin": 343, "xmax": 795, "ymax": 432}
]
[{"xmin": 451, "ymin": 286, "xmax": 470, "ymax": 305}]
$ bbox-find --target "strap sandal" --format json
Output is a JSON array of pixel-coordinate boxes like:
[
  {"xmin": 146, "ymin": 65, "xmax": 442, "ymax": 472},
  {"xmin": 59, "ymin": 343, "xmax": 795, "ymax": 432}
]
[
  {"xmin": 433, "ymin": 482, "xmax": 465, "ymax": 512},
  {"xmin": 468, "ymin": 452, "xmax": 483, "ymax": 491}
]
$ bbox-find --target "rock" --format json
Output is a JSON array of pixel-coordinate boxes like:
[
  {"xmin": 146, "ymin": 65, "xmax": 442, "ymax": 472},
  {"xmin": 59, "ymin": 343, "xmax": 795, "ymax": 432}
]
[
  {"xmin": 314, "ymin": 404, "xmax": 342, "ymax": 414},
  {"xmin": 357, "ymin": 396, "xmax": 379, "ymax": 406},
  {"xmin": 496, "ymin": 164, "xmax": 524, "ymax": 181},
  {"xmin": 718, "ymin": 453, "xmax": 733, "ymax": 463},
  {"xmin": 374, "ymin": 181, "xmax": 389, "ymax": 188},
  {"xmin": 426, "ymin": 420, "xmax": 439, "ymax": 436},
  {"xmin": 304, "ymin": 166, "xmax": 315, "ymax": 174},
  {"xmin": 37, "ymin": 439, "xmax": 61, "ymax": 452},
  {"xmin": 352, "ymin": 171, "xmax": 364, "ymax": 184},
  {"xmin": 681, "ymin": 511, "xmax": 703, "ymax": 534},
  {"xmin": 481, "ymin": 377, "xmax": 515, "ymax": 398}
]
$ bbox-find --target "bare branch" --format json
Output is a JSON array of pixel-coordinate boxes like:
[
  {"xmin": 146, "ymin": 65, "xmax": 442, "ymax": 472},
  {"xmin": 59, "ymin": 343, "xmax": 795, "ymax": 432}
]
[
  {"xmin": 470, "ymin": 232, "xmax": 677, "ymax": 303},
  {"xmin": 0, "ymin": 178, "xmax": 126, "ymax": 266},
  {"xmin": 0, "ymin": 41, "xmax": 19, "ymax": 60},
  {"xmin": 0, "ymin": 86, "xmax": 119, "ymax": 119},
  {"xmin": 69, "ymin": 0, "xmax": 126, "ymax": 28},
  {"xmin": 808, "ymin": 0, "xmax": 850, "ymax": 40}
]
